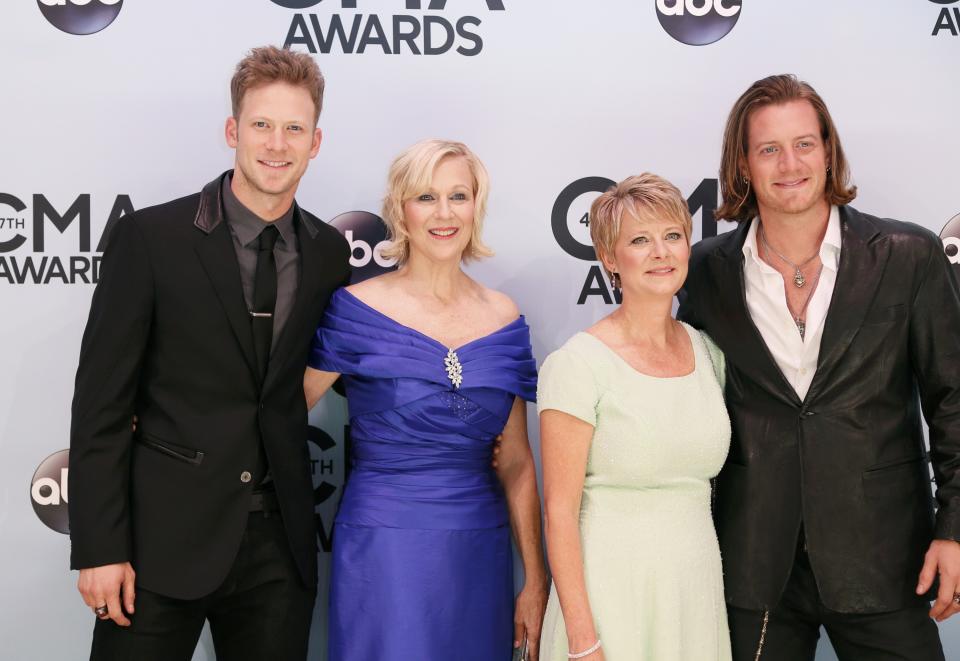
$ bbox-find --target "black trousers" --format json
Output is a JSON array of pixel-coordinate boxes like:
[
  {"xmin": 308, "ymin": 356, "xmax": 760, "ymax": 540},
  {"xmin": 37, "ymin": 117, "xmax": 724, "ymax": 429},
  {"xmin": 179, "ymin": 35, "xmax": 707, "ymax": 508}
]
[
  {"xmin": 728, "ymin": 538, "xmax": 944, "ymax": 661},
  {"xmin": 90, "ymin": 511, "xmax": 316, "ymax": 661}
]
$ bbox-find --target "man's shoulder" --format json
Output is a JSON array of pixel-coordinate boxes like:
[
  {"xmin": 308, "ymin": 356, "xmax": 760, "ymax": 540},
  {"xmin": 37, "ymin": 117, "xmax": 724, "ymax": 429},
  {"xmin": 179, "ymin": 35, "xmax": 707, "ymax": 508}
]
[
  {"xmin": 690, "ymin": 231, "xmax": 733, "ymax": 259},
  {"xmin": 843, "ymin": 206, "xmax": 940, "ymax": 257},
  {"xmin": 296, "ymin": 207, "xmax": 349, "ymax": 254},
  {"xmin": 125, "ymin": 192, "xmax": 203, "ymax": 235},
  {"xmin": 688, "ymin": 225, "xmax": 742, "ymax": 276},
  {"xmin": 298, "ymin": 207, "xmax": 346, "ymax": 240}
]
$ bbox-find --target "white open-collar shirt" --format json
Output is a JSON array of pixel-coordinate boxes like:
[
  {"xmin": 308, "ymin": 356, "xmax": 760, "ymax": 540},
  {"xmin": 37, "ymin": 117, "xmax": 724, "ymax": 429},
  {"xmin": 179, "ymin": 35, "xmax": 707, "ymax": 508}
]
[{"xmin": 741, "ymin": 206, "xmax": 842, "ymax": 401}]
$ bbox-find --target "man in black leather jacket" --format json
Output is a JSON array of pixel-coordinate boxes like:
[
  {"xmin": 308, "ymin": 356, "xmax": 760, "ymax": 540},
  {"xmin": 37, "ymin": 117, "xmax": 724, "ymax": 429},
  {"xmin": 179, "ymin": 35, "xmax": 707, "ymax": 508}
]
[{"xmin": 679, "ymin": 74, "xmax": 960, "ymax": 660}]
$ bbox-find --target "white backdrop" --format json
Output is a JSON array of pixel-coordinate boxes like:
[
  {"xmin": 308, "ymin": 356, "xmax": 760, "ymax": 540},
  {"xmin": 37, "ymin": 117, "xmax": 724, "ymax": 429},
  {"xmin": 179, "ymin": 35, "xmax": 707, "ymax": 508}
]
[{"xmin": 2, "ymin": 1, "xmax": 959, "ymax": 659}]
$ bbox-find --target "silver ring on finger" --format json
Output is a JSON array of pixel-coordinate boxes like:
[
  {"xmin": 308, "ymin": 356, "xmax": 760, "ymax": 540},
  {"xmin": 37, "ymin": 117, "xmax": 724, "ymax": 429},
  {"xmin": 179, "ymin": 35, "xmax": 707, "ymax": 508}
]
[{"xmin": 94, "ymin": 605, "xmax": 109, "ymax": 619}]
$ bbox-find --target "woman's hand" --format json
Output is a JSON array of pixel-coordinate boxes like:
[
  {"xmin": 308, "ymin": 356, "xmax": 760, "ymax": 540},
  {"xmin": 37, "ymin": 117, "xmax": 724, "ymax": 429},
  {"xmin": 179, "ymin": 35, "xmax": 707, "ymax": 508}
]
[{"xmin": 514, "ymin": 580, "xmax": 548, "ymax": 659}]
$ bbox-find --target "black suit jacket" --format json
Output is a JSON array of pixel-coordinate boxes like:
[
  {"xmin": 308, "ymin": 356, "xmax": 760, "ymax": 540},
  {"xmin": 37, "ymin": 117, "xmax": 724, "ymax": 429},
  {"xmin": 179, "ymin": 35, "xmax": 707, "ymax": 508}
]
[
  {"xmin": 678, "ymin": 205, "xmax": 960, "ymax": 613},
  {"xmin": 69, "ymin": 171, "xmax": 350, "ymax": 599}
]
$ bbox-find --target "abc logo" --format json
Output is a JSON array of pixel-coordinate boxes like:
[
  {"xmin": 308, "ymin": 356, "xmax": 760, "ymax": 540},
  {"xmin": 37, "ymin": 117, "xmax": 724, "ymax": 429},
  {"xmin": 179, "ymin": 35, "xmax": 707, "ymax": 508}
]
[
  {"xmin": 37, "ymin": 0, "xmax": 123, "ymax": 36},
  {"xmin": 940, "ymin": 212, "xmax": 960, "ymax": 272},
  {"xmin": 655, "ymin": 0, "xmax": 742, "ymax": 46},
  {"xmin": 329, "ymin": 211, "xmax": 398, "ymax": 283},
  {"xmin": 31, "ymin": 449, "xmax": 70, "ymax": 534}
]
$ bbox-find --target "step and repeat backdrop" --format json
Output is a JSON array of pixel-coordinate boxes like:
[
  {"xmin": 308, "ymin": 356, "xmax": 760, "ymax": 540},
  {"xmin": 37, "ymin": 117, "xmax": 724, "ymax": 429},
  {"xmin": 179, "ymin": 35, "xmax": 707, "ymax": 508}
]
[{"xmin": 2, "ymin": 1, "xmax": 959, "ymax": 659}]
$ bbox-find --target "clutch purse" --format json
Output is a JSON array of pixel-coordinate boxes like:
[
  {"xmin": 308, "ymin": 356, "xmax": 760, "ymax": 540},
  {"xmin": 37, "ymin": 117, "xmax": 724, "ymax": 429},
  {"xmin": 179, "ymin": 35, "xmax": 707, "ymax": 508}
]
[{"xmin": 512, "ymin": 635, "xmax": 528, "ymax": 661}]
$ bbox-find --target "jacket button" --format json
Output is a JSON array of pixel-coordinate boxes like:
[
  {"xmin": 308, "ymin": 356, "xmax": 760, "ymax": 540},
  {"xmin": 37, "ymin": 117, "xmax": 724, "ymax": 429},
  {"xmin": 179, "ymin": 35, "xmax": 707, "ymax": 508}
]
[
  {"xmin": 803, "ymin": 411, "xmax": 816, "ymax": 417},
  {"xmin": 240, "ymin": 471, "xmax": 252, "ymax": 483}
]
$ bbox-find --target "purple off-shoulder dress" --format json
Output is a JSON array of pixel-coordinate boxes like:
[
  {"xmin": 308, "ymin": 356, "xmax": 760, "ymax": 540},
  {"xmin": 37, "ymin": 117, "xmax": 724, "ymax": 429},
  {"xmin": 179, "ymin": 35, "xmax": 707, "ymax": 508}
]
[{"xmin": 309, "ymin": 288, "xmax": 537, "ymax": 661}]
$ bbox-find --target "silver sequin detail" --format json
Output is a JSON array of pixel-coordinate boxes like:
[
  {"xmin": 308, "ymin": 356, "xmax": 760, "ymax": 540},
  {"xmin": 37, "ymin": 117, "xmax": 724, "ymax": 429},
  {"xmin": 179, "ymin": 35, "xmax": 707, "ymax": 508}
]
[
  {"xmin": 439, "ymin": 392, "xmax": 478, "ymax": 421},
  {"xmin": 444, "ymin": 349, "xmax": 463, "ymax": 388}
]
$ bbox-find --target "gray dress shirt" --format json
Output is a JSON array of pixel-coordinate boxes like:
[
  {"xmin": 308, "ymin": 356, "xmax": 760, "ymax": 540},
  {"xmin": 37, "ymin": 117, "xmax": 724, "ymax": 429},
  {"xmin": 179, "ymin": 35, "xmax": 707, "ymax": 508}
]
[{"xmin": 221, "ymin": 174, "xmax": 300, "ymax": 352}]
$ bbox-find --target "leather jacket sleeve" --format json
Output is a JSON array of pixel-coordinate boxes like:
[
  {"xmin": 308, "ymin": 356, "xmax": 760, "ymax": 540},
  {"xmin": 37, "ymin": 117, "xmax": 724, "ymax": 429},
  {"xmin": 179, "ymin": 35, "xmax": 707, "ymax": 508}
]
[{"xmin": 909, "ymin": 231, "xmax": 960, "ymax": 541}]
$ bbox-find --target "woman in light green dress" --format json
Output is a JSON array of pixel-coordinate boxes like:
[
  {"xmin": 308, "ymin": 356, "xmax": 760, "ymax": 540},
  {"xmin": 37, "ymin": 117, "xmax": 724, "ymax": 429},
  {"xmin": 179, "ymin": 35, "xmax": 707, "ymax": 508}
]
[{"xmin": 538, "ymin": 173, "xmax": 732, "ymax": 660}]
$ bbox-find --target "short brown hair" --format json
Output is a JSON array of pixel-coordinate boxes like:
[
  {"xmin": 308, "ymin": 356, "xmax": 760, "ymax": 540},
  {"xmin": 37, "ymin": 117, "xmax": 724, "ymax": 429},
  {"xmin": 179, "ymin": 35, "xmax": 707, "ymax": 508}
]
[
  {"xmin": 381, "ymin": 139, "xmax": 494, "ymax": 266},
  {"xmin": 230, "ymin": 46, "xmax": 325, "ymax": 125},
  {"xmin": 589, "ymin": 173, "xmax": 692, "ymax": 281},
  {"xmin": 717, "ymin": 74, "xmax": 856, "ymax": 222}
]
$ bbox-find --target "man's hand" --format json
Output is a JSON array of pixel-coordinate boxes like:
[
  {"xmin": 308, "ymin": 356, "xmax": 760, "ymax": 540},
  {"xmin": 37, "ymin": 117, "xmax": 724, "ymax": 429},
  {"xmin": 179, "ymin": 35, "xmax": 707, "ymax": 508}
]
[
  {"xmin": 78, "ymin": 562, "xmax": 136, "ymax": 626},
  {"xmin": 917, "ymin": 539, "xmax": 960, "ymax": 621},
  {"xmin": 492, "ymin": 434, "xmax": 503, "ymax": 469}
]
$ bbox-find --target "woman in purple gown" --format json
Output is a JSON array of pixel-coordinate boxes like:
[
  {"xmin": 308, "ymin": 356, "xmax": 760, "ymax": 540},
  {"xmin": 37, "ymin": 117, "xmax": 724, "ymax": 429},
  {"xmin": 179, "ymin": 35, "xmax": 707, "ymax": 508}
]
[{"xmin": 304, "ymin": 139, "xmax": 547, "ymax": 661}]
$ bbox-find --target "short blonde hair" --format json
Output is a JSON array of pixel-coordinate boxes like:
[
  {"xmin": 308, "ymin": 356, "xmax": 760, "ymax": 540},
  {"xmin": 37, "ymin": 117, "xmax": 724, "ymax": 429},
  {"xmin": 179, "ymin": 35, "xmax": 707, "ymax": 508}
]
[
  {"xmin": 231, "ymin": 46, "xmax": 325, "ymax": 125},
  {"xmin": 589, "ymin": 173, "xmax": 692, "ymax": 281},
  {"xmin": 381, "ymin": 139, "xmax": 494, "ymax": 266}
]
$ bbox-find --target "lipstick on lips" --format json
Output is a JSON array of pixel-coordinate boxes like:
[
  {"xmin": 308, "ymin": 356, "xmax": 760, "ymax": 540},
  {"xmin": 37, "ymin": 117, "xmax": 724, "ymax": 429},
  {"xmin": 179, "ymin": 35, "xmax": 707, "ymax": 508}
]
[
  {"xmin": 428, "ymin": 227, "xmax": 459, "ymax": 239},
  {"xmin": 645, "ymin": 266, "xmax": 676, "ymax": 276}
]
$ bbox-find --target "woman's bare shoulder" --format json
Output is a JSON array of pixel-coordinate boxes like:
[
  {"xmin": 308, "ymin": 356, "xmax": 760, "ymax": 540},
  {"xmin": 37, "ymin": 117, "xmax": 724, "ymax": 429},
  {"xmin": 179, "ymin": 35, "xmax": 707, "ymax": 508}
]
[
  {"xmin": 478, "ymin": 286, "xmax": 521, "ymax": 326},
  {"xmin": 345, "ymin": 272, "xmax": 402, "ymax": 308}
]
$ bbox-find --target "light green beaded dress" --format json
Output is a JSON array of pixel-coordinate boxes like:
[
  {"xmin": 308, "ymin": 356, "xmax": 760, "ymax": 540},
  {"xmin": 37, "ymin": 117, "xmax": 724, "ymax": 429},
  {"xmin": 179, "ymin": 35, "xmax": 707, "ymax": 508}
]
[{"xmin": 538, "ymin": 324, "xmax": 732, "ymax": 661}]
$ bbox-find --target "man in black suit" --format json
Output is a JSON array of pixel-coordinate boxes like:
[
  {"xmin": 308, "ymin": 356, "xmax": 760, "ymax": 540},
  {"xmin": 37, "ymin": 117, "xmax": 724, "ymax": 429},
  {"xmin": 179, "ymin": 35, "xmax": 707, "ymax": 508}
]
[
  {"xmin": 68, "ymin": 46, "xmax": 349, "ymax": 660},
  {"xmin": 679, "ymin": 74, "xmax": 960, "ymax": 660}
]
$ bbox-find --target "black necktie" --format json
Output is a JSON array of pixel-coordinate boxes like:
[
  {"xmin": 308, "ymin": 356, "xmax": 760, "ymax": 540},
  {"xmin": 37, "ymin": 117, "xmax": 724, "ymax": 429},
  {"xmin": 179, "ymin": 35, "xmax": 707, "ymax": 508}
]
[{"xmin": 251, "ymin": 225, "xmax": 279, "ymax": 382}]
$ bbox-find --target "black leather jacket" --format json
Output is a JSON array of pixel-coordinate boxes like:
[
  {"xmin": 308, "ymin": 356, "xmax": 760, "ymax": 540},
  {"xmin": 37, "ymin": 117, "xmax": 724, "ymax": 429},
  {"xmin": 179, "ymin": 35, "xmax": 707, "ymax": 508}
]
[{"xmin": 679, "ymin": 205, "xmax": 960, "ymax": 613}]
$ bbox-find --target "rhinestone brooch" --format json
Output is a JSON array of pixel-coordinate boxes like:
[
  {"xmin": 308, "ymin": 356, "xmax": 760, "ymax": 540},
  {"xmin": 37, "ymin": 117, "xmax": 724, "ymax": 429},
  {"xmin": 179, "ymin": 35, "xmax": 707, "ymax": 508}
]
[{"xmin": 444, "ymin": 349, "xmax": 463, "ymax": 389}]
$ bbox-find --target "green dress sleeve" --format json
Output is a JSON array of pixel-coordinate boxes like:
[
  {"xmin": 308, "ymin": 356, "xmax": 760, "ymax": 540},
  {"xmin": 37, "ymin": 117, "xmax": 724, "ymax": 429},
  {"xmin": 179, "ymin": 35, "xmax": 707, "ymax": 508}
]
[{"xmin": 537, "ymin": 345, "xmax": 599, "ymax": 427}]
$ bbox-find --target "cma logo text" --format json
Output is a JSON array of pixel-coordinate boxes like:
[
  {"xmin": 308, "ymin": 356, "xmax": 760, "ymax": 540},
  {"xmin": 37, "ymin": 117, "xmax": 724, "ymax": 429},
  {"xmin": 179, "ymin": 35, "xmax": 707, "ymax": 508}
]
[
  {"xmin": 0, "ymin": 192, "xmax": 133, "ymax": 285},
  {"xmin": 930, "ymin": 0, "xmax": 960, "ymax": 36},
  {"xmin": 278, "ymin": 0, "xmax": 506, "ymax": 56}
]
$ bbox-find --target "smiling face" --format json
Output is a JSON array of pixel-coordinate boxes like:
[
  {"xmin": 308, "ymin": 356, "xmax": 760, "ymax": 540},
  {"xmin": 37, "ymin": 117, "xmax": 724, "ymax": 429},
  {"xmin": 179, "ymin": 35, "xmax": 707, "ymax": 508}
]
[
  {"xmin": 743, "ymin": 99, "xmax": 830, "ymax": 220},
  {"xmin": 225, "ymin": 81, "xmax": 321, "ymax": 214},
  {"xmin": 401, "ymin": 155, "xmax": 476, "ymax": 265},
  {"xmin": 603, "ymin": 211, "xmax": 690, "ymax": 300}
]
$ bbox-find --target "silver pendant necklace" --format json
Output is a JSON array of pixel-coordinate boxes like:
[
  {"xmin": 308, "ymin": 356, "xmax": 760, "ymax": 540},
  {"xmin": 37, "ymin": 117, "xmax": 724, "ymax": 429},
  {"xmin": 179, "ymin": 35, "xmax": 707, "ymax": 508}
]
[
  {"xmin": 790, "ymin": 270, "xmax": 821, "ymax": 340},
  {"xmin": 758, "ymin": 224, "xmax": 820, "ymax": 288},
  {"xmin": 761, "ymin": 236, "xmax": 823, "ymax": 339}
]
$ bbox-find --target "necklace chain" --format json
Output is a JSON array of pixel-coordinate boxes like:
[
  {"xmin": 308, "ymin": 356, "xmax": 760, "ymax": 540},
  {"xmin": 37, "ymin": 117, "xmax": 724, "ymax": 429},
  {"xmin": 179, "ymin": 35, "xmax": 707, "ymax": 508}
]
[
  {"xmin": 758, "ymin": 228, "xmax": 824, "ymax": 340},
  {"xmin": 758, "ymin": 224, "xmax": 820, "ymax": 288},
  {"xmin": 785, "ymin": 265, "xmax": 823, "ymax": 339}
]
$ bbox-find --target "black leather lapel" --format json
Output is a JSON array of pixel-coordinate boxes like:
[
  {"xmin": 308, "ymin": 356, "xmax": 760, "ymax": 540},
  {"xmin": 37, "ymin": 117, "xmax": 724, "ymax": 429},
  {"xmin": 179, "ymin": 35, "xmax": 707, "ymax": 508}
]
[
  {"xmin": 195, "ymin": 221, "xmax": 259, "ymax": 384},
  {"xmin": 806, "ymin": 207, "xmax": 887, "ymax": 401},
  {"xmin": 710, "ymin": 222, "xmax": 801, "ymax": 408}
]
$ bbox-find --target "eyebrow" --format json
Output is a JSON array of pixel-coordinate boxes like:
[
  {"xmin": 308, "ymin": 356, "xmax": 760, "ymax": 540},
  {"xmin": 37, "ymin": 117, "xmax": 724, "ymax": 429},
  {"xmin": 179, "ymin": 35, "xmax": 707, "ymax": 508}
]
[
  {"xmin": 250, "ymin": 116, "xmax": 308, "ymax": 124},
  {"xmin": 754, "ymin": 133, "xmax": 818, "ymax": 147},
  {"xmin": 630, "ymin": 225, "xmax": 684, "ymax": 233},
  {"xmin": 422, "ymin": 185, "xmax": 471, "ymax": 193}
]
